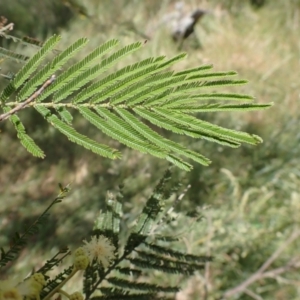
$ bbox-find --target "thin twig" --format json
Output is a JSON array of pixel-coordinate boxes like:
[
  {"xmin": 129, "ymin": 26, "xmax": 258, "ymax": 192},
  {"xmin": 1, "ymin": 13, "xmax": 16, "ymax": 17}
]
[
  {"xmin": 244, "ymin": 289, "xmax": 264, "ymax": 300},
  {"xmin": 221, "ymin": 229, "xmax": 300, "ymax": 299},
  {"xmin": 0, "ymin": 74, "xmax": 55, "ymax": 122},
  {"xmin": 262, "ymin": 258, "xmax": 300, "ymax": 279}
]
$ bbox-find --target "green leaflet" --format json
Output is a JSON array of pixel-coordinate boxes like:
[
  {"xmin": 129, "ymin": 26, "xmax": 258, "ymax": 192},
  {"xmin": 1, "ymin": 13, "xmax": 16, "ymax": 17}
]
[
  {"xmin": 184, "ymin": 70, "xmax": 238, "ymax": 80},
  {"xmin": 3, "ymin": 107, "xmax": 45, "ymax": 158},
  {"xmin": 91, "ymin": 62, "xmax": 162, "ymax": 104},
  {"xmin": 0, "ymin": 35, "xmax": 61, "ymax": 102},
  {"xmin": 133, "ymin": 107, "xmax": 240, "ymax": 147},
  {"xmin": 153, "ymin": 108, "xmax": 263, "ymax": 145},
  {"xmin": 92, "ymin": 54, "xmax": 188, "ymax": 105},
  {"xmin": 78, "ymin": 106, "xmax": 168, "ymax": 159},
  {"xmin": 38, "ymin": 39, "xmax": 120, "ymax": 102},
  {"xmin": 18, "ymin": 38, "xmax": 89, "ymax": 100},
  {"xmin": 11, "ymin": 115, "xmax": 44, "ymax": 158},
  {"xmin": 56, "ymin": 107, "xmax": 73, "ymax": 124},
  {"xmin": 75, "ymin": 56, "xmax": 165, "ymax": 104},
  {"xmin": 144, "ymin": 242, "xmax": 212, "ymax": 263},
  {"xmin": 164, "ymin": 93, "xmax": 255, "ymax": 107},
  {"xmin": 35, "ymin": 105, "xmax": 120, "ymax": 159},
  {"xmin": 143, "ymin": 79, "xmax": 248, "ymax": 107},
  {"xmin": 53, "ymin": 41, "xmax": 142, "ymax": 103},
  {"xmin": 107, "ymin": 277, "xmax": 179, "ymax": 292},
  {"xmin": 174, "ymin": 64, "xmax": 213, "ymax": 76},
  {"xmin": 166, "ymin": 155, "xmax": 193, "ymax": 171},
  {"xmin": 125, "ymin": 74, "xmax": 186, "ymax": 106},
  {"xmin": 114, "ymin": 107, "xmax": 210, "ymax": 166},
  {"xmin": 167, "ymin": 102, "xmax": 273, "ymax": 112}
]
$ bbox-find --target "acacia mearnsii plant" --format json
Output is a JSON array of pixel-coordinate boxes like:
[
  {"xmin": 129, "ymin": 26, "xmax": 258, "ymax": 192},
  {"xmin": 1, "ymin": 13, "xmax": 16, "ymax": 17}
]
[{"xmin": 0, "ymin": 24, "xmax": 272, "ymax": 300}]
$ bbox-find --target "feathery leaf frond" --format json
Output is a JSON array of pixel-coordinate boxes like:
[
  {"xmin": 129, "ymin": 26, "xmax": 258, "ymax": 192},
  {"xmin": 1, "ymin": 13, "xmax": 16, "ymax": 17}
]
[
  {"xmin": 0, "ymin": 36, "xmax": 272, "ymax": 169},
  {"xmin": 82, "ymin": 170, "xmax": 211, "ymax": 299}
]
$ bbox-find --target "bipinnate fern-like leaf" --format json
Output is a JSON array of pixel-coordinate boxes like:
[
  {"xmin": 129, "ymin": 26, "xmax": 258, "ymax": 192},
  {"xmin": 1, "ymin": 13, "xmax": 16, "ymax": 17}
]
[
  {"xmin": 82, "ymin": 169, "xmax": 211, "ymax": 300},
  {"xmin": 107, "ymin": 277, "xmax": 179, "ymax": 293},
  {"xmin": 40, "ymin": 266, "xmax": 74, "ymax": 299},
  {"xmin": 37, "ymin": 246, "xmax": 70, "ymax": 275},
  {"xmin": 0, "ymin": 170, "xmax": 208, "ymax": 299},
  {"xmin": 0, "ymin": 35, "xmax": 272, "ymax": 170}
]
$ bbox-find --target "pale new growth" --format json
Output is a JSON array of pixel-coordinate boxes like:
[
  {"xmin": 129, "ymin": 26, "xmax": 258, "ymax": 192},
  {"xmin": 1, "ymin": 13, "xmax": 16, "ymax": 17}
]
[{"xmin": 82, "ymin": 235, "xmax": 116, "ymax": 268}]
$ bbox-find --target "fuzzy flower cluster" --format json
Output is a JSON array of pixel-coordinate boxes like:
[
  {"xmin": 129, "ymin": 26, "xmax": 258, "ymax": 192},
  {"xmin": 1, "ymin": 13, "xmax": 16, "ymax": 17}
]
[
  {"xmin": 0, "ymin": 273, "xmax": 46, "ymax": 300},
  {"xmin": 74, "ymin": 235, "xmax": 116, "ymax": 270}
]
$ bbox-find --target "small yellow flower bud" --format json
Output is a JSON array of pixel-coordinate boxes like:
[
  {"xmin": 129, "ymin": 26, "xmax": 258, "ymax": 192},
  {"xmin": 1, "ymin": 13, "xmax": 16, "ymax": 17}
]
[
  {"xmin": 30, "ymin": 273, "xmax": 46, "ymax": 287},
  {"xmin": 74, "ymin": 255, "xmax": 89, "ymax": 270},
  {"xmin": 29, "ymin": 280, "xmax": 43, "ymax": 295},
  {"xmin": 69, "ymin": 292, "xmax": 84, "ymax": 300},
  {"xmin": 73, "ymin": 247, "xmax": 85, "ymax": 257}
]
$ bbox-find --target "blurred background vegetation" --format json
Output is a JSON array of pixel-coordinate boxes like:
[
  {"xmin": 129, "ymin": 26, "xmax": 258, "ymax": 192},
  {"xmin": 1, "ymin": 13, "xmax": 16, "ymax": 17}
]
[{"xmin": 0, "ymin": 0, "xmax": 300, "ymax": 299}]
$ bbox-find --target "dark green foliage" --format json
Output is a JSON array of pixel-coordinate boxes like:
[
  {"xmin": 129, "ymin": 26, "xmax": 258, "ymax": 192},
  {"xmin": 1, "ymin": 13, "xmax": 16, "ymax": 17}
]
[
  {"xmin": 106, "ymin": 277, "xmax": 179, "ymax": 293},
  {"xmin": 37, "ymin": 247, "xmax": 70, "ymax": 275},
  {"xmin": 40, "ymin": 266, "xmax": 74, "ymax": 299},
  {"xmin": 0, "ymin": 172, "xmax": 207, "ymax": 299},
  {"xmin": 82, "ymin": 169, "xmax": 211, "ymax": 300}
]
